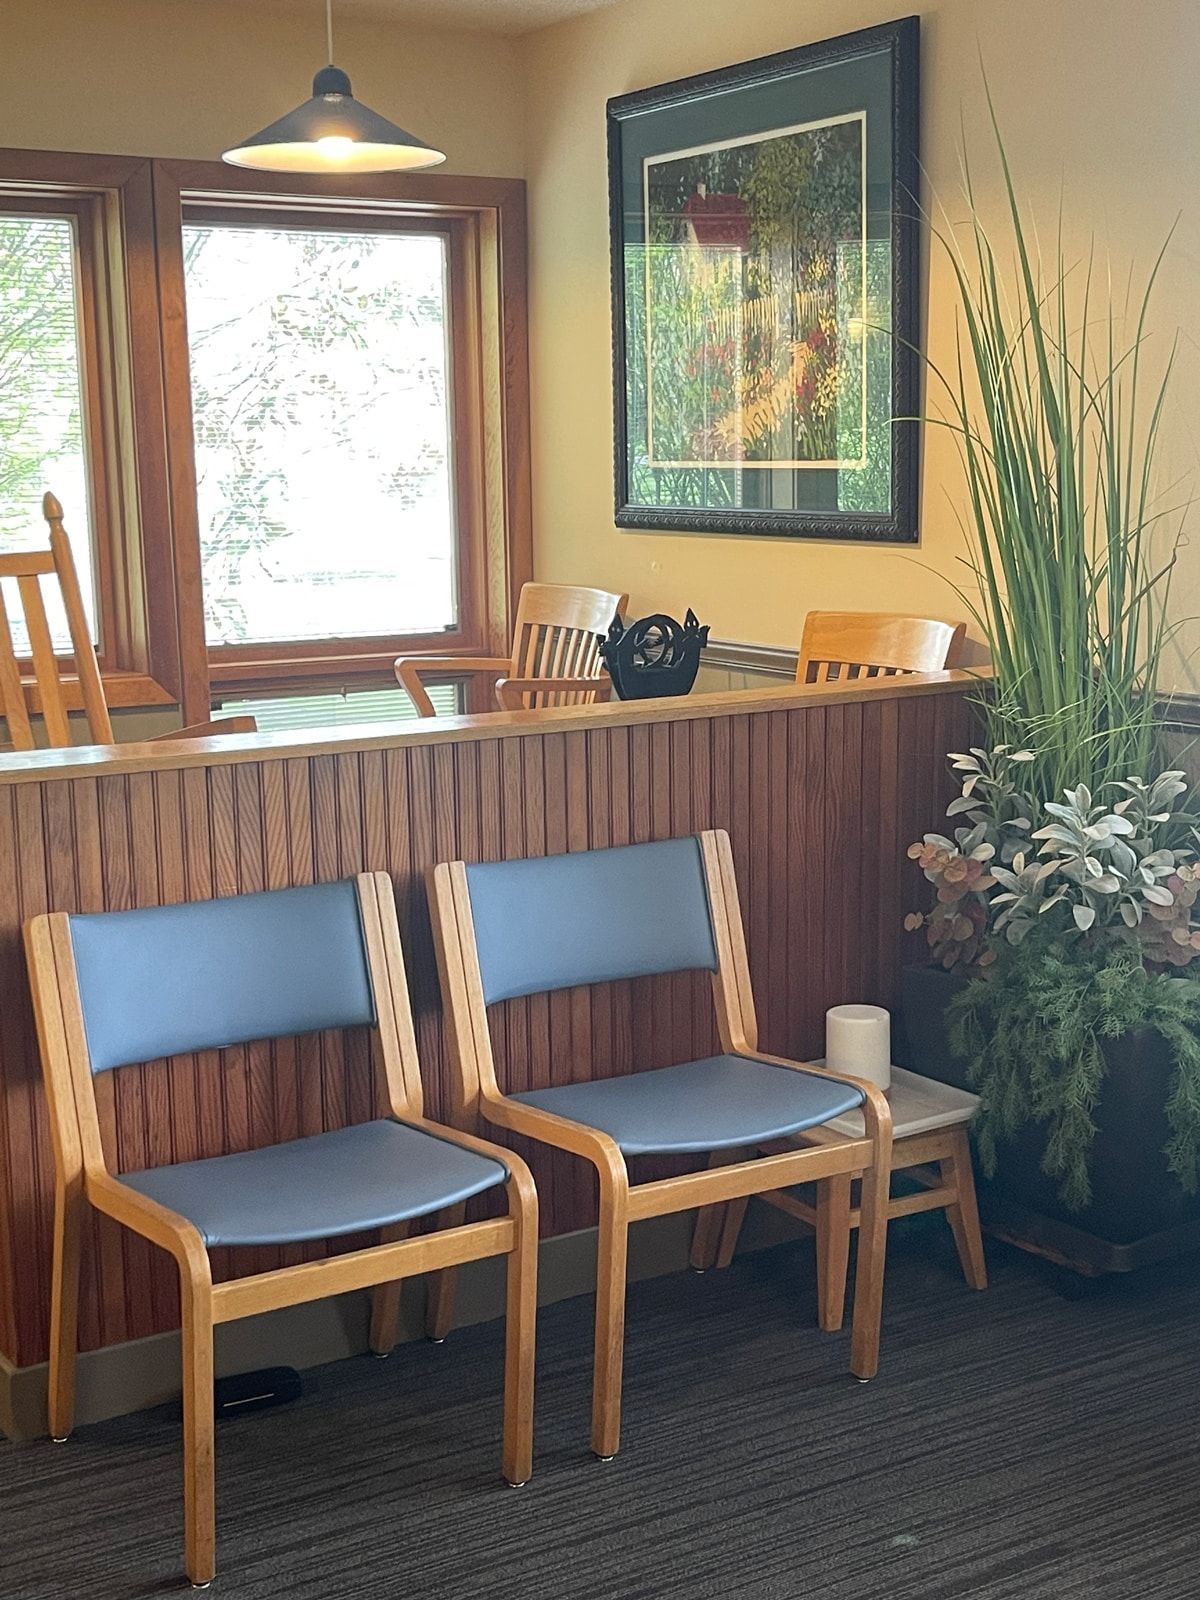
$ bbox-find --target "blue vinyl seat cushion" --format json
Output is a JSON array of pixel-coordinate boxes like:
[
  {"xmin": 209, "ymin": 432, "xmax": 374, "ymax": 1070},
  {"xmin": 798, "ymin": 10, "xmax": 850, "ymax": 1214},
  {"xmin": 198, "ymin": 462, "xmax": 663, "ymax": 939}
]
[
  {"xmin": 509, "ymin": 1055, "xmax": 865, "ymax": 1156},
  {"xmin": 117, "ymin": 1120, "xmax": 508, "ymax": 1248}
]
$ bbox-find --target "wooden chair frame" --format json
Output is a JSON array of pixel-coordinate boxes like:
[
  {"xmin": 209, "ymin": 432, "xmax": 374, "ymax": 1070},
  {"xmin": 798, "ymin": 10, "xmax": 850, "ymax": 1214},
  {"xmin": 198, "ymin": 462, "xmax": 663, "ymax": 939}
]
[
  {"xmin": 24, "ymin": 872, "xmax": 537, "ymax": 1590},
  {"xmin": 0, "ymin": 495, "xmax": 256, "ymax": 750},
  {"xmin": 429, "ymin": 830, "xmax": 893, "ymax": 1462},
  {"xmin": 396, "ymin": 581, "xmax": 626, "ymax": 717}
]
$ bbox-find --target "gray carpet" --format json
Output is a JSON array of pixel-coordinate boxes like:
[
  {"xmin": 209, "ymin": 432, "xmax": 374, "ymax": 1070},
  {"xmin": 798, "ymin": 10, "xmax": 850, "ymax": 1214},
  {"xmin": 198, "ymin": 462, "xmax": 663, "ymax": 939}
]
[{"xmin": 3, "ymin": 1228, "xmax": 1199, "ymax": 1600}]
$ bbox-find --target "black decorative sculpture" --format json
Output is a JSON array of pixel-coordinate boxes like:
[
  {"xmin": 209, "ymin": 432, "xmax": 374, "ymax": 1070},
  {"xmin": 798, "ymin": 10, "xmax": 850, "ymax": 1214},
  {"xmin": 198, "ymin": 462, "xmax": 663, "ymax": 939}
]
[{"xmin": 597, "ymin": 609, "xmax": 710, "ymax": 700}]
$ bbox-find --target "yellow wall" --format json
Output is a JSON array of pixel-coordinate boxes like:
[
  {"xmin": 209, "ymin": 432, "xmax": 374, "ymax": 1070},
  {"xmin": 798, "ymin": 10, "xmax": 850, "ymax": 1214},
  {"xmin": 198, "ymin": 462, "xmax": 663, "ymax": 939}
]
[
  {"xmin": 522, "ymin": 0, "xmax": 1200, "ymax": 682},
  {"xmin": 0, "ymin": 0, "xmax": 525, "ymax": 176}
]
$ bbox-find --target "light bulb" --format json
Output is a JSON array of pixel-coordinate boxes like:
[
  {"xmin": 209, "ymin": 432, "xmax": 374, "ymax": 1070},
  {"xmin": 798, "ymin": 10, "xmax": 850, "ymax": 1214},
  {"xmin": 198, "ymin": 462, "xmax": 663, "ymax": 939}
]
[{"xmin": 315, "ymin": 135, "xmax": 355, "ymax": 160}]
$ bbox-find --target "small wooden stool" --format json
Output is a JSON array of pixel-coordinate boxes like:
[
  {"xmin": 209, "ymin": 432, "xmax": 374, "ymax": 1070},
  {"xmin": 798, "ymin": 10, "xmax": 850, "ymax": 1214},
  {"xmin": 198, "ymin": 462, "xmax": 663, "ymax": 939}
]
[{"xmin": 692, "ymin": 1068, "xmax": 987, "ymax": 1327}]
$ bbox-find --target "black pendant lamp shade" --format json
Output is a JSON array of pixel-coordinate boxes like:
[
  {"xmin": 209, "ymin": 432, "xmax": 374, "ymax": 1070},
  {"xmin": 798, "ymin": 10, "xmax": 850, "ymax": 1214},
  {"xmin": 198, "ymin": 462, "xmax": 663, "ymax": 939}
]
[{"xmin": 223, "ymin": 63, "xmax": 446, "ymax": 174}]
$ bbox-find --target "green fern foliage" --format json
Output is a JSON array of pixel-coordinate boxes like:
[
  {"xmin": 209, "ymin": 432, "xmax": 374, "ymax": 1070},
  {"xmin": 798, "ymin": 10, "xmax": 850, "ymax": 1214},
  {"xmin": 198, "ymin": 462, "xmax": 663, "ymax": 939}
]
[{"xmin": 948, "ymin": 929, "xmax": 1200, "ymax": 1209}]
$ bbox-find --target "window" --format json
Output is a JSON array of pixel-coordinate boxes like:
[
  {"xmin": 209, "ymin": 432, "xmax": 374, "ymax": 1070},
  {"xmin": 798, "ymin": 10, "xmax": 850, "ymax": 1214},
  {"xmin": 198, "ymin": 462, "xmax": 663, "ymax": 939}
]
[
  {"xmin": 181, "ymin": 216, "xmax": 458, "ymax": 650},
  {"xmin": 0, "ymin": 152, "xmax": 530, "ymax": 731},
  {"xmin": 215, "ymin": 680, "xmax": 460, "ymax": 733},
  {"xmin": 0, "ymin": 207, "xmax": 97, "ymax": 651}
]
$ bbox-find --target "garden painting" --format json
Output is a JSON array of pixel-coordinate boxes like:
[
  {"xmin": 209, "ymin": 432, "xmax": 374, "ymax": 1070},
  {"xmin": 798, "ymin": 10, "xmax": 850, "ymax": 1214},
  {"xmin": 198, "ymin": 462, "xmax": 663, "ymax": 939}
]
[
  {"xmin": 643, "ymin": 113, "xmax": 866, "ymax": 471},
  {"xmin": 609, "ymin": 21, "xmax": 919, "ymax": 540}
]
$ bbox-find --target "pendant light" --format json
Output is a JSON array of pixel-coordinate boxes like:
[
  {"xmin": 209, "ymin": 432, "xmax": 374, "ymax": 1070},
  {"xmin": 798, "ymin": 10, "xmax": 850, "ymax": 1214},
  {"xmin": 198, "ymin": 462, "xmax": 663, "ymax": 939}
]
[{"xmin": 223, "ymin": 0, "xmax": 446, "ymax": 174}]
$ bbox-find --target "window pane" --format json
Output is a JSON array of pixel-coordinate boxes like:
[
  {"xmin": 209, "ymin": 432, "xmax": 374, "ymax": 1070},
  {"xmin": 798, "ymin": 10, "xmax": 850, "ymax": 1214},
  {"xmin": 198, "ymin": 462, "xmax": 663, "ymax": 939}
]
[
  {"xmin": 182, "ymin": 221, "xmax": 457, "ymax": 648},
  {"xmin": 215, "ymin": 680, "xmax": 460, "ymax": 734},
  {"xmin": 0, "ymin": 213, "xmax": 97, "ymax": 652}
]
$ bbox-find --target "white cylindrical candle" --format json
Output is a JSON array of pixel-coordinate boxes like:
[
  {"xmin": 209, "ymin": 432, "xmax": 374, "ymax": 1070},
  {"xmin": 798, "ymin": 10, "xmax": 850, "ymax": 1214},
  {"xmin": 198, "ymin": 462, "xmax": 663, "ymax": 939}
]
[{"xmin": 825, "ymin": 1004, "xmax": 891, "ymax": 1091}]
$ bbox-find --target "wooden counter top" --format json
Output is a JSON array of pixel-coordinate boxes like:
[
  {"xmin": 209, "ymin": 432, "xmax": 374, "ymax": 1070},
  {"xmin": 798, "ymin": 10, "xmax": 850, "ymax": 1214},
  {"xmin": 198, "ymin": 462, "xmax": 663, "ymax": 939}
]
[{"xmin": 0, "ymin": 671, "xmax": 976, "ymax": 785}]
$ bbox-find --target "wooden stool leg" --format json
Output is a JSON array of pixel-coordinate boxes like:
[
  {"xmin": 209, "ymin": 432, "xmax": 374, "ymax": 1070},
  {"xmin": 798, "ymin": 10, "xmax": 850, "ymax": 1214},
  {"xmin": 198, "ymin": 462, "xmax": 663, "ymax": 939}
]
[
  {"xmin": 425, "ymin": 1203, "xmax": 467, "ymax": 1341},
  {"xmin": 689, "ymin": 1201, "xmax": 725, "ymax": 1270},
  {"xmin": 368, "ymin": 1222, "xmax": 410, "ymax": 1356},
  {"xmin": 181, "ymin": 1273, "xmax": 216, "ymax": 1588},
  {"xmin": 850, "ymin": 1141, "xmax": 891, "ymax": 1381},
  {"xmin": 502, "ymin": 1193, "xmax": 538, "ymax": 1487},
  {"xmin": 815, "ymin": 1173, "xmax": 853, "ymax": 1332},
  {"xmin": 690, "ymin": 1149, "xmax": 750, "ymax": 1270},
  {"xmin": 714, "ymin": 1194, "xmax": 749, "ymax": 1269},
  {"xmin": 48, "ymin": 1182, "xmax": 83, "ymax": 1441},
  {"xmin": 942, "ymin": 1127, "xmax": 988, "ymax": 1290},
  {"xmin": 592, "ymin": 1177, "xmax": 629, "ymax": 1461}
]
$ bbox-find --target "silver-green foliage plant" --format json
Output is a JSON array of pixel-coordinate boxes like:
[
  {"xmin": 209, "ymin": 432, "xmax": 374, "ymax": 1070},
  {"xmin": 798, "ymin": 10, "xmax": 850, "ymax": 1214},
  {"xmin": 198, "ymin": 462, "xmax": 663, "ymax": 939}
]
[{"xmin": 907, "ymin": 747, "xmax": 1200, "ymax": 1209}]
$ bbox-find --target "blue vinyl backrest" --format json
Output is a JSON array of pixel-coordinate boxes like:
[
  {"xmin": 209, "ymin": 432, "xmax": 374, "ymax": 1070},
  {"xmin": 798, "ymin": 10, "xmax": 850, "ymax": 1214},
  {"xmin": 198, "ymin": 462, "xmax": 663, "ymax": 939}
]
[
  {"xmin": 68, "ymin": 878, "xmax": 376, "ymax": 1074},
  {"xmin": 464, "ymin": 836, "xmax": 717, "ymax": 1004}
]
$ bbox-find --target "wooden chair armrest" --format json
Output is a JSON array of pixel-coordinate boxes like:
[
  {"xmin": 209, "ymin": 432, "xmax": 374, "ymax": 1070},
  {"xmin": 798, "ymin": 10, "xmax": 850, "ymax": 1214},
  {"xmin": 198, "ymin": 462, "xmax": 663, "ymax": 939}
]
[
  {"xmin": 394, "ymin": 655, "xmax": 511, "ymax": 718},
  {"xmin": 404, "ymin": 1113, "xmax": 539, "ymax": 1210},
  {"xmin": 747, "ymin": 1050, "xmax": 894, "ymax": 1144},
  {"xmin": 151, "ymin": 715, "xmax": 258, "ymax": 743},
  {"xmin": 482, "ymin": 1093, "xmax": 628, "ymax": 1182},
  {"xmin": 494, "ymin": 675, "xmax": 613, "ymax": 711},
  {"xmin": 88, "ymin": 1171, "xmax": 211, "ymax": 1275}
]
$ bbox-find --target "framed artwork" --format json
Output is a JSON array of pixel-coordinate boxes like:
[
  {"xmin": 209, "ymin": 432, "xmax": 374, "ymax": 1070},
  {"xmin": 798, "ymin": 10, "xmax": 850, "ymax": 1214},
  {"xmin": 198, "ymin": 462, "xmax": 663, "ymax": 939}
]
[{"xmin": 607, "ymin": 17, "xmax": 920, "ymax": 541}]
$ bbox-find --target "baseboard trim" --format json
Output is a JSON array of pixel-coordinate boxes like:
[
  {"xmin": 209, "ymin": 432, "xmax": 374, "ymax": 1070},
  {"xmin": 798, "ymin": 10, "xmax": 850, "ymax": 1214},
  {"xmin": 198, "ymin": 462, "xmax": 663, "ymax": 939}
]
[{"xmin": 0, "ymin": 1204, "xmax": 804, "ymax": 1443}]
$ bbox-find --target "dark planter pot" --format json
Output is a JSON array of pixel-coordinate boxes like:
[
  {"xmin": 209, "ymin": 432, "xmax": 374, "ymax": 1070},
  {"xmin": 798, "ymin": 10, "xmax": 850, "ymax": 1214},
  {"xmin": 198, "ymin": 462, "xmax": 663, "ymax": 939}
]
[{"xmin": 899, "ymin": 963, "xmax": 1200, "ymax": 1275}]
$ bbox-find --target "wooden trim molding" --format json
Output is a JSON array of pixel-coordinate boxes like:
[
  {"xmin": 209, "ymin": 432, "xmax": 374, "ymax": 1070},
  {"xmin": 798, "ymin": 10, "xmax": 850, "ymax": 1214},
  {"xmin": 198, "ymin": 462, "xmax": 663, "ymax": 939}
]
[
  {"xmin": 0, "ymin": 671, "xmax": 976, "ymax": 786},
  {"xmin": 703, "ymin": 638, "xmax": 799, "ymax": 679}
]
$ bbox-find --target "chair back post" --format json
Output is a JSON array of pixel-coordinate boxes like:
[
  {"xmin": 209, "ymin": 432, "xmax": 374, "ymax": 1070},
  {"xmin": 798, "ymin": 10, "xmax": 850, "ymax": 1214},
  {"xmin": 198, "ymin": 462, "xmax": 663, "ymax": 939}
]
[
  {"xmin": 44, "ymin": 492, "xmax": 113, "ymax": 743},
  {"xmin": 25, "ymin": 914, "xmax": 113, "ymax": 1182},
  {"xmin": 698, "ymin": 831, "xmax": 760, "ymax": 1056},
  {"xmin": 428, "ymin": 860, "xmax": 503, "ymax": 1121},
  {"xmin": 355, "ymin": 871, "xmax": 424, "ymax": 1119},
  {"xmin": 797, "ymin": 611, "xmax": 966, "ymax": 684}
]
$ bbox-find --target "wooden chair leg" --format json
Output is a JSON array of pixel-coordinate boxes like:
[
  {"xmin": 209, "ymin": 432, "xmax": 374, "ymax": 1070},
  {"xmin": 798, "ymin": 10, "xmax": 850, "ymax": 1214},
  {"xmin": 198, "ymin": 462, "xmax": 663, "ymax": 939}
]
[
  {"xmin": 942, "ymin": 1127, "xmax": 988, "ymax": 1291},
  {"xmin": 425, "ymin": 1203, "xmax": 466, "ymax": 1341},
  {"xmin": 368, "ymin": 1222, "xmax": 410, "ymax": 1357},
  {"xmin": 501, "ymin": 1195, "xmax": 538, "ymax": 1486},
  {"xmin": 714, "ymin": 1193, "xmax": 749, "ymax": 1269},
  {"xmin": 815, "ymin": 1172, "xmax": 853, "ymax": 1333},
  {"xmin": 48, "ymin": 1182, "xmax": 83, "ymax": 1441},
  {"xmin": 849, "ymin": 1145, "xmax": 890, "ymax": 1382},
  {"xmin": 592, "ymin": 1175, "xmax": 629, "ymax": 1461},
  {"xmin": 180, "ymin": 1272, "xmax": 216, "ymax": 1588}
]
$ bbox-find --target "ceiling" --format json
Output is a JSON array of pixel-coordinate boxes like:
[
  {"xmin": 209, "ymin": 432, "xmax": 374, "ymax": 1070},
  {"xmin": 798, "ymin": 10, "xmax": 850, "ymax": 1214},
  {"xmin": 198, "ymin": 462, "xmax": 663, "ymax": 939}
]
[{"xmin": 220, "ymin": 0, "xmax": 626, "ymax": 36}]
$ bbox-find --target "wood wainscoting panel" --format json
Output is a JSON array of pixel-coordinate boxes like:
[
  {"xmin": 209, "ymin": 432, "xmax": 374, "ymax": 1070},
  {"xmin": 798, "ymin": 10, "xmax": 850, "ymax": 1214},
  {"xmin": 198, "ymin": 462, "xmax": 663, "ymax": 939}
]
[{"xmin": 0, "ymin": 680, "xmax": 971, "ymax": 1367}]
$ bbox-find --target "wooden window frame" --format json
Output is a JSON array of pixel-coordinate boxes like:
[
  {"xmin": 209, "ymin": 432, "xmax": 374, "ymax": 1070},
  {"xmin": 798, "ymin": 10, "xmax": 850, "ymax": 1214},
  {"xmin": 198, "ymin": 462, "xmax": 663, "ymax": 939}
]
[
  {"xmin": 151, "ymin": 161, "xmax": 532, "ymax": 719},
  {"xmin": 0, "ymin": 150, "xmax": 187, "ymax": 713}
]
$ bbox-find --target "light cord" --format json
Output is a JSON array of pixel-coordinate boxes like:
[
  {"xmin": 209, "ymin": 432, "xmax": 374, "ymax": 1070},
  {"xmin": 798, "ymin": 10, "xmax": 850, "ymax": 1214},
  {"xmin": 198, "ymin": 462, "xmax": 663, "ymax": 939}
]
[{"xmin": 325, "ymin": 0, "xmax": 334, "ymax": 63}]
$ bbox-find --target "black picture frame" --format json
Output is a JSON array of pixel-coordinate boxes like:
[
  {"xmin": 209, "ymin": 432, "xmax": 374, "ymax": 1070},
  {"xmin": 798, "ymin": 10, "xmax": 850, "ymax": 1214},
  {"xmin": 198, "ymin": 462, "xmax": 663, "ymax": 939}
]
[{"xmin": 607, "ymin": 17, "xmax": 920, "ymax": 542}]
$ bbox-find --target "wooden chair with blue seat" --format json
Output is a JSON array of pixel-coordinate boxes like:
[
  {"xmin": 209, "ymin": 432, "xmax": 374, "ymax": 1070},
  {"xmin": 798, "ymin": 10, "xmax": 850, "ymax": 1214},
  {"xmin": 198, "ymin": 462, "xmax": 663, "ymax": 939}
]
[
  {"xmin": 24, "ymin": 873, "xmax": 538, "ymax": 1590},
  {"xmin": 428, "ymin": 829, "xmax": 894, "ymax": 1464}
]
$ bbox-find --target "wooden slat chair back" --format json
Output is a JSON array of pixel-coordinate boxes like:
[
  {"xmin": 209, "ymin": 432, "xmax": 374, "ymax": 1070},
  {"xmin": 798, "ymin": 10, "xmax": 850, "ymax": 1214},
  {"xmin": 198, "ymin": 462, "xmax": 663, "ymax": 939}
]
[
  {"xmin": 24, "ymin": 873, "xmax": 537, "ymax": 1587},
  {"xmin": 797, "ymin": 611, "xmax": 967, "ymax": 685},
  {"xmin": 429, "ymin": 829, "xmax": 894, "ymax": 1463},
  {"xmin": 0, "ymin": 493, "xmax": 255, "ymax": 750},
  {"xmin": 395, "ymin": 581, "xmax": 627, "ymax": 717},
  {"xmin": 0, "ymin": 495, "xmax": 111, "ymax": 750}
]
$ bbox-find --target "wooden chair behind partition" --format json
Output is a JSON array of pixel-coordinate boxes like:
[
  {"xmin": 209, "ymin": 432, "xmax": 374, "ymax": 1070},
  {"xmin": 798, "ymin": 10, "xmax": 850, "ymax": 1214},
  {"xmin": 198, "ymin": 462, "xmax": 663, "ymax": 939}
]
[
  {"xmin": 396, "ymin": 582, "xmax": 627, "ymax": 716},
  {"xmin": 797, "ymin": 611, "xmax": 966, "ymax": 684},
  {"xmin": 0, "ymin": 494, "xmax": 254, "ymax": 749}
]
